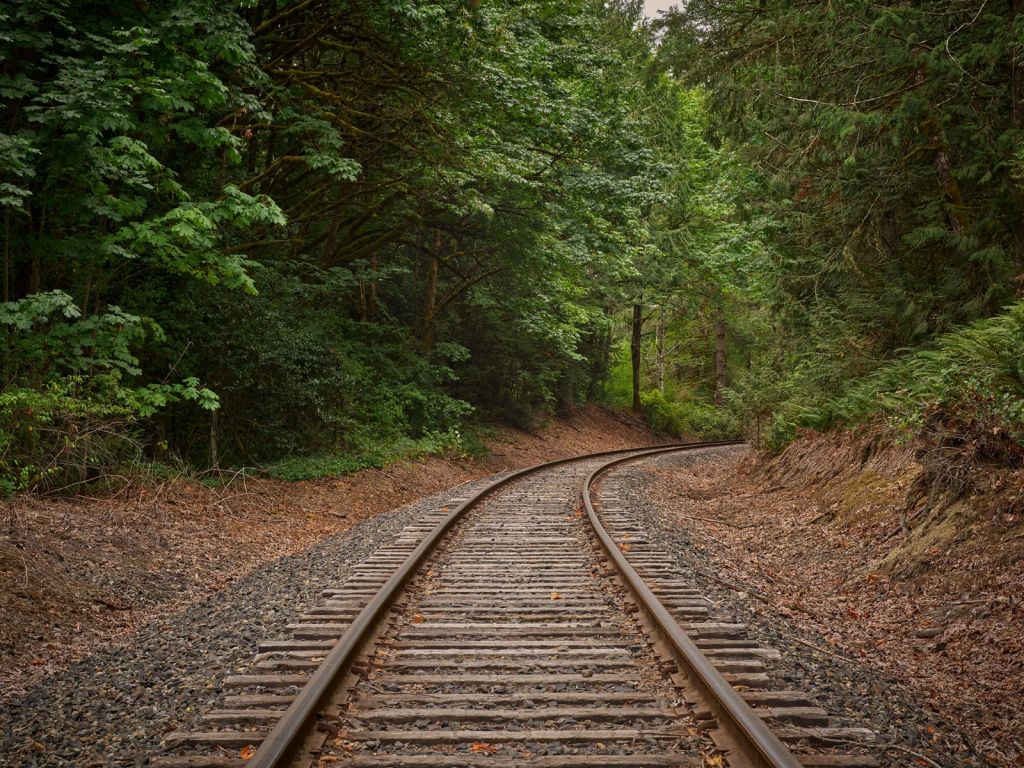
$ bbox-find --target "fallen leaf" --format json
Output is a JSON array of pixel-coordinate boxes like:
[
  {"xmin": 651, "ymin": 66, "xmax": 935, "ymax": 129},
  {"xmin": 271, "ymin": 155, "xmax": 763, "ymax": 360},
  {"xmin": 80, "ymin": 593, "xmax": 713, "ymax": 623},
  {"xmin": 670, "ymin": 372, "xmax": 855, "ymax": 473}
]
[
  {"xmin": 550, "ymin": 591, "xmax": 561, "ymax": 600},
  {"xmin": 471, "ymin": 742, "xmax": 498, "ymax": 754},
  {"xmin": 704, "ymin": 756, "xmax": 724, "ymax": 767},
  {"xmin": 619, "ymin": 542, "xmax": 631, "ymax": 552},
  {"xmin": 412, "ymin": 613, "xmax": 424, "ymax": 624},
  {"xmin": 240, "ymin": 745, "xmax": 256, "ymax": 760}
]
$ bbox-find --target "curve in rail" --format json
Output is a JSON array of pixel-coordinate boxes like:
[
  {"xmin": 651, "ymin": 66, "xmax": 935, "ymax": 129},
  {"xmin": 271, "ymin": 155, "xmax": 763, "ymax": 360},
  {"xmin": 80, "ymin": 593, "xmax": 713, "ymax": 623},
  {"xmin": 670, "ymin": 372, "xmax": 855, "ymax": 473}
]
[
  {"xmin": 247, "ymin": 440, "xmax": 733, "ymax": 768},
  {"xmin": 582, "ymin": 444, "xmax": 802, "ymax": 768}
]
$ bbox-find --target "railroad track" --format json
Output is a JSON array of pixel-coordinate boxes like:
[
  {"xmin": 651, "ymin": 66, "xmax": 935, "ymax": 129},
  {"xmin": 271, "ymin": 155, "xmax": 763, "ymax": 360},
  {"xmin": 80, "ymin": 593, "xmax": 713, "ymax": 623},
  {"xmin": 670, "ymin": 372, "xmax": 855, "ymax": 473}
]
[{"xmin": 155, "ymin": 443, "xmax": 879, "ymax": 768}]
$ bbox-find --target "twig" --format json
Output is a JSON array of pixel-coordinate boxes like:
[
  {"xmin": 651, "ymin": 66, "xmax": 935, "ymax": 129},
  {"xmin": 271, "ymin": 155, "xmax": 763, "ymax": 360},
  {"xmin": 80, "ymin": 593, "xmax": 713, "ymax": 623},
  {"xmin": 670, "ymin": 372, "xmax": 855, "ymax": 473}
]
[
  {"xmin": 777, "ymin": 631, "xmax": 855, "ymax": 662},
  {"xmin": 804, "ymin": 509, "xmax": 832, "ymax": 525},
  {"xmin": 676, "ymin": 511, "xmax": 761, "ymax": 530},
  {"xmin": 690, "ymin": 564, "xmax": 773, "ymax": 603},
  {"xmin": 882, "ymin": 743, "xmax": 944, "ymax": 768}
]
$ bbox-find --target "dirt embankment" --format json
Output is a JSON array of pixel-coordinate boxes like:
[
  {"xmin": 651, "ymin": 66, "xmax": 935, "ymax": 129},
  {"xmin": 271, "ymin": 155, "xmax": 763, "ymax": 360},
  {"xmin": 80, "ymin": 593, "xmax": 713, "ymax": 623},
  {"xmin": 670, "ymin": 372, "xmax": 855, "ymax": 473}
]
[
  {"xmin": 644, "ymin": 431, "xmax": 1024, "ymax": 765},
  {"xmin": 0, "ymin": 406, "xmax": 658, "ymax": 697}
]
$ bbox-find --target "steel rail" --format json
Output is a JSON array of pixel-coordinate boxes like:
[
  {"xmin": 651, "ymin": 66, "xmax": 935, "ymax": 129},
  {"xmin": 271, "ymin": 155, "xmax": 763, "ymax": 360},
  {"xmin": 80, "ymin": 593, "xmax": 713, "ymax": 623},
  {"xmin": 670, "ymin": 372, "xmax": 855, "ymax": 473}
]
[
  {"xmin": 248, "ymin": 439, "xmax": 733, "ymax": 768},
  {"xmin": 582, "ymin": 444, "xmax": 803, "ymax": 768}
]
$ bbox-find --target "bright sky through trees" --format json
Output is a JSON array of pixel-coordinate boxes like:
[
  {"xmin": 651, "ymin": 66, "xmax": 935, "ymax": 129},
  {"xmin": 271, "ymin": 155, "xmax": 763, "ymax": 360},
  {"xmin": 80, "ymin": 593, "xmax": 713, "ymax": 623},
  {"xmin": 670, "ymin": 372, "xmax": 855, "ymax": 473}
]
[{"xmin": 643, "ymin": 1, "xmax": 677, "ymax": 19}]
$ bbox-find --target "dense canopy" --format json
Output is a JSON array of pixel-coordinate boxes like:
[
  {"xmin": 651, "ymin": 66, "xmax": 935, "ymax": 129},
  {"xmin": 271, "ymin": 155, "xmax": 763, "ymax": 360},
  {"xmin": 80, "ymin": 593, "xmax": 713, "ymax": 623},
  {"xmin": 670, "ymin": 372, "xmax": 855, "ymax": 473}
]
[{"xmin": 2, "ymin": 0, "xmax": 1022, "ymax": 492}]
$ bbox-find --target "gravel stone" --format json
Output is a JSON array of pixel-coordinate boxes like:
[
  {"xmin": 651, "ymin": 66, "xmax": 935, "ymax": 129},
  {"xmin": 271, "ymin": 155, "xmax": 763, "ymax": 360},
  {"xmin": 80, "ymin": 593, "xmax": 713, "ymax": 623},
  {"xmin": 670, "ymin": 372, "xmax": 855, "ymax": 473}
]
[
  {"xmin": 605, "ymin": 447, "xmax": 986, "ymax": 768},
  {"xmin": 0, "ymin": 474, "xmax": 501, "ymax": 767}
]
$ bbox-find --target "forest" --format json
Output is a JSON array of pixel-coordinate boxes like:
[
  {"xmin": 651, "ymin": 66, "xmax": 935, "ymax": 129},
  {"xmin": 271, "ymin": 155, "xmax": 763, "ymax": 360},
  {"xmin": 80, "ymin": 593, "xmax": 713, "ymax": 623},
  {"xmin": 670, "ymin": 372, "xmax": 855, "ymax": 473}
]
[{"xmin": 2, "ymin": 0, "xmax": 1023, "ymax": 493}]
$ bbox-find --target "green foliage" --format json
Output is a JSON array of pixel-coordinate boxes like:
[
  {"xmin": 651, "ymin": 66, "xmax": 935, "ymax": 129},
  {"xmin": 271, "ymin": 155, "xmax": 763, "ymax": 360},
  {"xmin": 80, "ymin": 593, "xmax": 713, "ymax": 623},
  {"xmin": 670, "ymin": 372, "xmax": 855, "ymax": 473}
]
[
  {"xmin": 0, "ymin": 380, "xmax": 138, "ymax": 495},
  {"xmin": 264, "ymin": 428, "xmax": 469, "ymax": 482},
  {"xmin": 1, "ymin": 291, "xmax": 152, "ymax": 379},
  {"xmin": 600, "ymin": 344, "xmax": 636, "ymax": 407},
  {"xmin": 809, "ymin": 300, "xmax": 1024, "ymax": 441},
  {"xmin": 3, "ymin": 0, "xmax": 683, "ymax": 490},
  {"xmin": 640, "ymin": 389, "xmax": 740, "ymax": 440},
  {"xmin": 648, "ymin": 1, "xmax": 1024, "ymax": 457},
  {"xmin": 0, "ymin": 291, "xmax": 218, "ymax": 494}
]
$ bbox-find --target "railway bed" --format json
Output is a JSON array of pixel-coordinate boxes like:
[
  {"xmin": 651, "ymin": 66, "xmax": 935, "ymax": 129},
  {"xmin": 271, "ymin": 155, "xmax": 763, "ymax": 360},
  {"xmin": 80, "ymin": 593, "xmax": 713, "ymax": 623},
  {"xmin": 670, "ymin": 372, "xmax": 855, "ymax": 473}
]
[{"xmin": 154, "ymin": 444, "xmax": 880, "ymax": 768}]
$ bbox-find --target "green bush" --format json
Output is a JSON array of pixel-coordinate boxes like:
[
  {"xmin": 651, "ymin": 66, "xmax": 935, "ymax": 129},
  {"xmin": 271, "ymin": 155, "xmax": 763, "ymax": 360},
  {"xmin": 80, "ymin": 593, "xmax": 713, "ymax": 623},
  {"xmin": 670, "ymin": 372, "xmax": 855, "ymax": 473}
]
[
  {"xmin": 0, "ymin": 292, "xmax": 218, "ymax": 495},
  {"xmin": 160, "ymin": 284, "xmax": 474, "ymax": 465},
  {"xmin": 808, "ymin": 299, "xmax": 1024, "ymax": 442},
  {"xmin": 640, "ymin": 389, "xmax": 740, "ymax": 440},
  {"xmin": 263, "ymin": 427, "xmax": 475, "ymax": 481},
  {"xmin": 0, "ymin": 381, "xmax": 140, "ymax": 495}
]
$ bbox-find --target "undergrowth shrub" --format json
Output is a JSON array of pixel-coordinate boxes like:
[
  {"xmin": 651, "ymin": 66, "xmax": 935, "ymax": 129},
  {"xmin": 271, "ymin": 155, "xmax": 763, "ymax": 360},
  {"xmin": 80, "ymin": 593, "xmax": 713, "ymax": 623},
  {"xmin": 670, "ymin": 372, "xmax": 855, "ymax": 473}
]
[
  {"xmin": 640, "ymin": 389, "xmax": 740, "ymax": 439},
  {"xmin": 1, "ymin": 292, "xmax": 217, "ymax": 495},
  {"xmin": 760, "ymin": 300, "xmax": 1024, "ymax": 476},
  {"xmin": 164, "ymin": 286, "xmax": 474, "ymax": 465},
  {"xmin": 263, "ymin": 427, "xmax": 477, "ymax": 481},
  {"xmin": 0, "ymin": 382, "xmax": 139, "ymax": 495},
  {"xmin": 806, "ymin": 300, "xmax": 1024, "ymax": 436}
]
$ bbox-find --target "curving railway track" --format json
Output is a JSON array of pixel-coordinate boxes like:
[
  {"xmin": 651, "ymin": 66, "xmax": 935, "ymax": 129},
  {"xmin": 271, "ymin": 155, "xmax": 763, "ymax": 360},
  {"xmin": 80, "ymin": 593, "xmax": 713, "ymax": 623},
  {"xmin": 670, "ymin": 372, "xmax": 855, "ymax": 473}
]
[{"xmin": 154, "ymin": 443, "xmax": 880, "ymax": 768}]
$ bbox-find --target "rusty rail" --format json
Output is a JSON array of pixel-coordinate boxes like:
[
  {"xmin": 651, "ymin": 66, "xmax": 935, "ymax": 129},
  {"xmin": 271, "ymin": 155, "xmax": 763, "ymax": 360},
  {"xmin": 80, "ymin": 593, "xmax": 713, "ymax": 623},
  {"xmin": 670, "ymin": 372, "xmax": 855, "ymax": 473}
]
[
  {"xmin": 246, "ymin": 440, "xmax": 735, "ymax": 768},
  {"xmin": 582, "ymin": 444, "xmax": 803, "ymax": 768}
]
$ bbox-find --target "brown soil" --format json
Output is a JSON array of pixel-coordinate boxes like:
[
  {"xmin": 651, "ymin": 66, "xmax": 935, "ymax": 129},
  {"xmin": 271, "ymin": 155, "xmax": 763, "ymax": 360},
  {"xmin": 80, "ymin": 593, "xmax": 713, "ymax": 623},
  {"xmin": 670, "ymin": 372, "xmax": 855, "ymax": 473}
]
[
  {"xmin": 0, "ymin": 405, "xmax": 658, "ymax": 698},
  {"xmin": 643, "ymin": 431, "xmax": 1024, "ymax": 765}
]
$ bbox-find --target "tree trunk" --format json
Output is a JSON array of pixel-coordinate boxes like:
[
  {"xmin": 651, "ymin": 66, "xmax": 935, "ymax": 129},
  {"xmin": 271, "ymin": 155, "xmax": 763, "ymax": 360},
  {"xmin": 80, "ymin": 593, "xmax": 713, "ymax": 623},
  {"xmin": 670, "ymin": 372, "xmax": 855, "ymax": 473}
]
[
  {"xmin": 631, "ymin": 302, "xmax": 643, "ymax": 412},
  {"xmin": 1014, "ymin": 0, "xmax": 1024, "ymax": 128},
  {"xmin": 2, "ymin": 209, "xmax": 9, "ymax": 302},
  {"xmin": 714, "ymin": 305, "xmax": 727, "ymax": 405},
  {"xmin": 655, "ymin": 309, "xmax": 666, "ymax": 394},
  {"xmin": 421, "ymin": 231, "xmax": 440, "ymax": 354},
  {"xmin": 559, "ymin": 373, "xmax": 575, "ymax": 415},
  {"xmin": 210, "ymin": 409, "xmax": 220, "ymax": 469},
  {"xmin": 912, "ymin": 49, "xmax": 967, "ymax": 235},
  {"xmin": 368, "ymin": 253, "xmax": 377, "ymax": 320}
]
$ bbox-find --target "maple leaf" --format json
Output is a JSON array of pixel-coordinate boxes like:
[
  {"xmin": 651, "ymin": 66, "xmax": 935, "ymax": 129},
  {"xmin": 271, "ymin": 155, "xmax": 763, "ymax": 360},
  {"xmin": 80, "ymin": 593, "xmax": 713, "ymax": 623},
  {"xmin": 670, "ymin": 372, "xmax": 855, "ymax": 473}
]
[
  {"xmin": 471, "ymin": 742, "xmax": 498, "ymax": 754},
  {"xmin": 412, "ymin": 613, "xmax": 424, "ymax": 623},
  {"xmin": 239, "ymin": 745, "xmax": 256, "ymax": 759},
  {"xmin": 619, "ymin": 542, "xmax": 631, "ymax": 552},
  {"xmin": 550, "ymin": 591, "xmax": 561, "ymax": 600}
]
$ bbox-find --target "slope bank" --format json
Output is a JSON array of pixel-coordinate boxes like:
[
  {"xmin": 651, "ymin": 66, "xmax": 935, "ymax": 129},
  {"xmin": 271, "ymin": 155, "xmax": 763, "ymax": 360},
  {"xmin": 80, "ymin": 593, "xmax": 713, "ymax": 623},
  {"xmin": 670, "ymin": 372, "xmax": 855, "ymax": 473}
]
[{"xmin": 641, "ymin": 430, "xmax": 1023, "ymax": 764}]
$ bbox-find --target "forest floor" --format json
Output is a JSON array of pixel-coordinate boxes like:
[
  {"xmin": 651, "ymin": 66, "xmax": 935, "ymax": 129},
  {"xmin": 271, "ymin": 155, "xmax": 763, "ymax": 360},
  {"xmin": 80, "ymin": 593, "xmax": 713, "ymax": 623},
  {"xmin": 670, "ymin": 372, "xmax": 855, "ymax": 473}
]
[
  {"xmin": 640, "ymin": 434, "xmax": 1024, "ymax": 765},
  {"xmin": 0, "ymin": 405, "xmax": 657, "ymax": 697}
]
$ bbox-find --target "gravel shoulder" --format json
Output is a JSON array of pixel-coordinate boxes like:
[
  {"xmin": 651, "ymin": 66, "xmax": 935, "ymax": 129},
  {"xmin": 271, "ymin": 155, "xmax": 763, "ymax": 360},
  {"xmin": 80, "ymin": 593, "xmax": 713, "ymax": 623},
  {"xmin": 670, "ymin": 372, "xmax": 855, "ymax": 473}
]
[
  {"xmin": 0, "ymin": 475, "xmax": 496, "ymax": 767},
  {"xmin": 0, "ymin": 406, "xmax": 658, "ymax": 767},
  {"xmin": 605, "ymin": 447, "xmax": 1011, "ymax": 767},
  {"xmin": 0, "ymin": 405, "xmax": 657, "ymax": 697}
]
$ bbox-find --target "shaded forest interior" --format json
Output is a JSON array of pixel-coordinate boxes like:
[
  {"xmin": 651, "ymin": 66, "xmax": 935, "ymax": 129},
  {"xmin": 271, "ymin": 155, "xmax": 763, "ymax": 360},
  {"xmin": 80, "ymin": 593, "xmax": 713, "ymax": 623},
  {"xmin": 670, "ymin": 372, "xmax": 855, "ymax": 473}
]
[{"xmin": 2, "ymin": 0, "xmax": 1024, "ymax": 492}]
